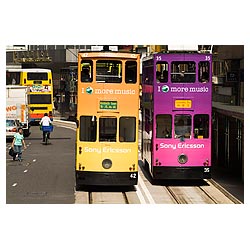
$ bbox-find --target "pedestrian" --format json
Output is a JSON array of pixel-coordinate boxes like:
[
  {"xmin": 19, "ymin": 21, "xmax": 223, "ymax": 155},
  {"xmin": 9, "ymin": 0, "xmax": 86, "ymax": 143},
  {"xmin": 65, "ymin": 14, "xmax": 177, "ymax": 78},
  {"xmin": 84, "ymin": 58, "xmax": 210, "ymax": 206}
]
[
  {"xmin": 11, "ymin": 127, "xmax": 27, "ymax": 161},
  {"xmin": 40, "ymin": 113, "xmax": 52, "ymax": 142}
]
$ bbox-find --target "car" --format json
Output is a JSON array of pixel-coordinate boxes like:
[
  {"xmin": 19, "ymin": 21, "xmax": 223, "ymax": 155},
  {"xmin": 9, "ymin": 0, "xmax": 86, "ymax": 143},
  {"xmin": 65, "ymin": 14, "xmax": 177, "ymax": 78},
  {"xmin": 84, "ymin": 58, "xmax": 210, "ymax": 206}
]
[{"xmin": 6, "ymin": 119, "xmax": 20, "ymax": 139}]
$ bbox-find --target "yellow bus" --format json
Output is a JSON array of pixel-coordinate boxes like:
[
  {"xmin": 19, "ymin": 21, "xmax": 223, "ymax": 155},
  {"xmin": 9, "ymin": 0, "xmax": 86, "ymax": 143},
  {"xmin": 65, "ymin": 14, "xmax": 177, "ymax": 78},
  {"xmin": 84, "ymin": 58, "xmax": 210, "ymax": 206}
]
[
  {"xmin": 76, "ymin": 50, "xmax": 140, "ymax": 186},
  {"xmin": 6, "ymin": 68, "xmax": 54, "ymax": 122}
]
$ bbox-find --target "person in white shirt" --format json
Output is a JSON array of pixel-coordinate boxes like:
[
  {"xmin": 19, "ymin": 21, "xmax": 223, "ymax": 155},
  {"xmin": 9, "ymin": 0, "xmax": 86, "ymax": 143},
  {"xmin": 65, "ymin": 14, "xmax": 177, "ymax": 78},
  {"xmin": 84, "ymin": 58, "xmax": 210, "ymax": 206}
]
[{"xmin": 40, "ymin": 113, "xmax": 52, "ymax": 142}]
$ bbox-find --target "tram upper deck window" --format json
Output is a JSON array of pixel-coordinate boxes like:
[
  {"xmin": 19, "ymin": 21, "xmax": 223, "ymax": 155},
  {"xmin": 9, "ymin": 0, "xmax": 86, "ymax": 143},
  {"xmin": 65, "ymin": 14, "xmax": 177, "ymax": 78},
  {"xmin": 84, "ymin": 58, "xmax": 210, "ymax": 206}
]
[
  {"xmin": 125, "ymin": 61, "xmax": 137, "ymax": 83},
  {"xmin": 81, "ymin": 60, "xmax": 93, "ymax": 82},
  {"xmin": 194, "ymin": 114, "xmax": 209, "ymax": 138},
  {"xmin": 156, "ymin": 62, "xmax": 168, "ymax": 83},
  {"xmin": 174, "ymin": 115, "xmax": 191, "ymax": 138},
  {"xmin": 96, "ymin": 60, "xmax": 122, "ymax": 83},
  {"xmin": 171, "ymin": 61, "xmax": 196, "ymax": 83},
  {"xmin": 142, "ymin": 59, "xmax": 154, "ymax": 85},
  {"xmin": 119, "ymin": 117, "xmax": 136, "ymax": 142},
  {"xmin": 198, "ymin": 61, "xmax": 210, "ymax": 83},
  {"xmin": 79, "ymin": 116, "xmax": 97, "ymax": 142},
  {"xmin": 99, "ymin": 117, "xmax": 117, "ymax": 142},
  {"xmin": 156, "ymin": 114, "xmax": 172, "ymax": 138}
]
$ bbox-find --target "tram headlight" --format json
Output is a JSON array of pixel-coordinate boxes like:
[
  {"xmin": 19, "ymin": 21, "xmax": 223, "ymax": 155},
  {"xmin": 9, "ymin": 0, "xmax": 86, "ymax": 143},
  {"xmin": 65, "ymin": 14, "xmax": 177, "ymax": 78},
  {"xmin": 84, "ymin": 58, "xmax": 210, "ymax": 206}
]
[
  {"xmin": 178, "ymin": 154, "xmax": 188, "ymax": 164},
  {"xmin": 102, "ymin": 159, "xmax": 112, "ymax": 169}
]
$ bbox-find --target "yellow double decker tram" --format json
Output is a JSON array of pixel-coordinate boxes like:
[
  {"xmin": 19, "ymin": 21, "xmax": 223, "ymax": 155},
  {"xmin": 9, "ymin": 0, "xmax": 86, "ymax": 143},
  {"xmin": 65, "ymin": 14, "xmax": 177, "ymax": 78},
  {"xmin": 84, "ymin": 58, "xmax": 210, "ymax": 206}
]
[
  {"xmin": 75, "ymin": 49, "xmax": 140, "ymax": 186},
  {"xmin": 6, "ymin": 68, "xmax": 54, "ymax": 123}
]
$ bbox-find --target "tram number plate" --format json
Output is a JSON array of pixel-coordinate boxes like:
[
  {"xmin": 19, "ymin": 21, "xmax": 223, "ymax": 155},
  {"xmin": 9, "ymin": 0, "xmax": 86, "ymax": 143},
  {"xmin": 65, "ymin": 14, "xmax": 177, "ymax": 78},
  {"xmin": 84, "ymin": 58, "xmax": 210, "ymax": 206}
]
[
  {"xmin": 204, "ymin": 168, "xmax": 210, "ymax": 172},
  {"xmin": 130, "ymin": 173, "xmax": 137, "ymax": 179}
]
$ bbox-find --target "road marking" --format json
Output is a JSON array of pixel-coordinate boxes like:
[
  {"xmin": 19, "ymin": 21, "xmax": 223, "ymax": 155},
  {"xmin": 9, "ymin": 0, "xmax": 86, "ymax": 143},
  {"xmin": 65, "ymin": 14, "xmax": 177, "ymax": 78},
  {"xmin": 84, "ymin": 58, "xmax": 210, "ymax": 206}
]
[
  {"xmin": 12, "ymin": 183, "xmax": 17, "ymax": 187},
  {"xmin": 138, "ymin": 173, "xmax": 156, "ymax": 204},
  {"xmin": 24, "ymin": 169, "xmax": 28, "ymax": 173},
  {"xmin": 33, "ymin": 159, "xmax": 36, "ymax": 162}
]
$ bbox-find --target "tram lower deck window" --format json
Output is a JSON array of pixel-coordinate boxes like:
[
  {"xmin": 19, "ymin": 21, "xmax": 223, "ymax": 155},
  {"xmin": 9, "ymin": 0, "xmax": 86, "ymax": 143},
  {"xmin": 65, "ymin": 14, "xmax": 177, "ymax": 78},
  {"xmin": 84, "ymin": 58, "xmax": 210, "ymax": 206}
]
[
  {"xmin": 194, "ymin": 114, "xmax": 209, "ymax": 138},
  {"xmin": 174, "ymin": 115, "xmax": 191, "ymax": 138},
  {"xmin": 80, "ymin": 116, "xmax": 97, "ymax": 141},
  {"xmin": 156, "ymin": 114, "xmax": 172, "ymax": 138},
  {"xmin": 119, "ymin": 117, "xmax": 136, "ymax": 142},
  {"xmin": 99, "ymin": 117, "xmax": 117, "ymax": 141}
]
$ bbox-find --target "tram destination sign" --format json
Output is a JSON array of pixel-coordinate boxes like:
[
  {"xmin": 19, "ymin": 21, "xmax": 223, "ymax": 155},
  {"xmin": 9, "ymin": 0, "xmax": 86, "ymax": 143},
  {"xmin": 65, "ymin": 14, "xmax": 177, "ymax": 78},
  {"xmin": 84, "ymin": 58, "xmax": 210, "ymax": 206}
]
[
  {"xmin": 99, "ymin": 100, "xmax": 117, "ymax": 110},
  {"xmin": 175, "ymin": 99, "xmax": 192, "ymax": 108}
]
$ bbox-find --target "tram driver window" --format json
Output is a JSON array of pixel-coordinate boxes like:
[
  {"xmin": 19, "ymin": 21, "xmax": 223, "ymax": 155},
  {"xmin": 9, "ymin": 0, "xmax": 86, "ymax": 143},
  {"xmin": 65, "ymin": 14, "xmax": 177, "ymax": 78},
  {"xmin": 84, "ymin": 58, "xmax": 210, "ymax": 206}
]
[
  {"xmin": 119, "ymin": 117, "xmax": 136, "ymax": 142},
  {"xmin": 81, "ymin": 60, "xmax": 93, "ymax": 82},
  {"xmin": 156, "ymin": 114, "xmax": 172, "ymax": 138},
  {"xmin": 80, "ymin": 116, "xmax": 97, "ymax": 141},
  {"xmin": 125, "ymin": 61, "xmax": 137, "ymax": 83},
  {"xmin": 194, "ymin": 114, "xmax": 209, "ymax": 138},
  {"xmin": 99, "ymin": 117, "xmax": 117, "ymax": 142},
  {"xmin": 174, "ymin": 115, "xmax": 191, "ymax": 138}
]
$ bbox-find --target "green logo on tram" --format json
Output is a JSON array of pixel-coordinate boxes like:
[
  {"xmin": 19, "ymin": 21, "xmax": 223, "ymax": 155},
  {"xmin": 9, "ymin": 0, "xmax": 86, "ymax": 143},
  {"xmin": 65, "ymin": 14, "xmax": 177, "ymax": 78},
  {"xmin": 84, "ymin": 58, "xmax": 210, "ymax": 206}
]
[
  {"xmin": 86, "ymin": 86, "xmax": 93, "ymax": 94},
  {"xmin": 162, "ymin": 85, "xmax": 169, "ymax": 93}
]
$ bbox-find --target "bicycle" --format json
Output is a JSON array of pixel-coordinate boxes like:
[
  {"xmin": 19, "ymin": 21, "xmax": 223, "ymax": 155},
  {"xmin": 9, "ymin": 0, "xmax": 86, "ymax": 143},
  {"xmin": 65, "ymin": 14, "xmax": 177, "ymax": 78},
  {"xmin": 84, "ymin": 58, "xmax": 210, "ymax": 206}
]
[{"xmin": 41, "ymin": 125, "xmax": 53, "ymax": 145}]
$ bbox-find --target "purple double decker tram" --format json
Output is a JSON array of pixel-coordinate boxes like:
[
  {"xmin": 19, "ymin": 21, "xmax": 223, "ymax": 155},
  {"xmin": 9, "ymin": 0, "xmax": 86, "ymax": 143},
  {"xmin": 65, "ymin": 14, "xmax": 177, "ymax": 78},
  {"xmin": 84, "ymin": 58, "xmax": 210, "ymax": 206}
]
[{"xmin": 141, "ymin": 51, "xmax": 212, "ymax": 179}]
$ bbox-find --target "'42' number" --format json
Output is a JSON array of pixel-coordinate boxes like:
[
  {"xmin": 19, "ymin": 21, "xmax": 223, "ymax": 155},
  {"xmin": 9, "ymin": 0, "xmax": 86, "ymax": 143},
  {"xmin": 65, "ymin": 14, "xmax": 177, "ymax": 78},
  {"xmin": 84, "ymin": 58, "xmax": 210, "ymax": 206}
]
[{"xmin": 130, "ymin": 173, "xmax": 137, "ymax": 179}]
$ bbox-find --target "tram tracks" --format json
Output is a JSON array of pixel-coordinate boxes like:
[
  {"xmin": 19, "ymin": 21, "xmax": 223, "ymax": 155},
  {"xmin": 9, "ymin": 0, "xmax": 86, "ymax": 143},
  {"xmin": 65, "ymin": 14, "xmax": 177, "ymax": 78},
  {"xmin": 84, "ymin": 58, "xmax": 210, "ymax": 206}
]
[
  {"xmin": 165, "ymin": 179, "xmax": 242, "ymax": 204},
  {"xmin": 75, "ymin": 178, "xmax": 242, "ymax": 204},
  {"xmin": 87, "ymin": 191, "xmax": 130, "ymax": 204}
]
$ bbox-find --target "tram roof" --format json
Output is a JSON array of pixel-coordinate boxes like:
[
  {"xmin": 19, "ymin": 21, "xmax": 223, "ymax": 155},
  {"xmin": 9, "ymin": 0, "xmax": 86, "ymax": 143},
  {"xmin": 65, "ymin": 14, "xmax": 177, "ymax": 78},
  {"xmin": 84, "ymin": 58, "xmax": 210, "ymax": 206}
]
[
  {"xmin": 78, "ymin": 50, "xmax": 140, "ymax": 59},
  {"xmin": 142, "ymin": 51, "xmax": 212, "ymax": 62},
  {"xmin": 6, "ymin": 68, "xmax": 51, "ymax": 73}
]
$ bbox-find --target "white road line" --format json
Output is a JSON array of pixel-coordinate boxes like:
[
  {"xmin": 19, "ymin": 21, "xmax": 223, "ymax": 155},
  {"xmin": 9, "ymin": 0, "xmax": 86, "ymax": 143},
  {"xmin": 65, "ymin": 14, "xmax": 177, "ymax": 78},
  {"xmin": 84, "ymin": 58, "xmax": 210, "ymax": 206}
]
[
  {"xmin": 23, "ymin": 169, "xmax": 28, "ymax": 173},
  {"xmin": 138, "ymin": 172, "xmax": 156, "ymax": 204},
  {"xmin": 12, "ymin": 183, "xmax": 17, "ymax": 187}
]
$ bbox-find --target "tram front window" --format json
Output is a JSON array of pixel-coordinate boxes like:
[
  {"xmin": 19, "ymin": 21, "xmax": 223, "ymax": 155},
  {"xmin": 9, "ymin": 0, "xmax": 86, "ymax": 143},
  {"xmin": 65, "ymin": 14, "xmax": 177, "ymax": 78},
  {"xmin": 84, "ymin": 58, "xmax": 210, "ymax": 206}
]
[
  {"xmin": 194, "ymin": 114, "xmax": 209, "ymax": 138},
  {"xmin": 80, "ymin": 60, "xmax": 93, "ymax": 82},
  {"xmin": 119, "ymin": 117, "xmax": 136, "ymax": 142},
  {"xmin": 171, "ymin": 61, "xmax": 196, "ymax": 83},
  {"xmin": 174, "ymin": 115, "xmax": 191, "ymax": 138},
  {"xmin": 99, "ymin": 117, "xmax": 117, "ymax": 142},
  {"xmin": 80, "ymin": 116, "xmax": 97, "ymax": 141},
  {"xmin": 125, "ymin": 61, "xmax": 137, "ymax": 83},
  {"xmin": 96, "ymin": 60, "xmax": 122, "ymax": 83},
  {"xmin": 156, "ymin": 114, "xmax": 172, "ymax": 138}
]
